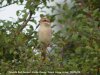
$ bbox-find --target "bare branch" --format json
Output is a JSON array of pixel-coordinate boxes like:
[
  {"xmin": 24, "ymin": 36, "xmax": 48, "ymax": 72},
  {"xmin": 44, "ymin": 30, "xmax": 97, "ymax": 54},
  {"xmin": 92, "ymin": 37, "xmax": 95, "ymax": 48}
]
[{"xmin": 18, "ymin": 10, "xmax": 33, "ymax": 33}]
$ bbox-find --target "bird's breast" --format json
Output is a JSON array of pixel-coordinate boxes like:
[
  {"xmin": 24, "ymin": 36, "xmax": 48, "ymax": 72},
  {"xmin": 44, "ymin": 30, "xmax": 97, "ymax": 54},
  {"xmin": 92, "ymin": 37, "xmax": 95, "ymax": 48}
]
[{"xmin": 38, "ymin": 26, "xmax": 52, "ymax": 44}]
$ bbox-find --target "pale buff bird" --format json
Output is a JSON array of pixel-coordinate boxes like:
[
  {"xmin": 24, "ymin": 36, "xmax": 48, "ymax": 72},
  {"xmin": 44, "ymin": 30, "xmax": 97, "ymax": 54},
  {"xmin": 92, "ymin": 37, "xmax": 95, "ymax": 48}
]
[{"xmin": 38, "ymin": 17, "xmax": 52, "ymax": 61}]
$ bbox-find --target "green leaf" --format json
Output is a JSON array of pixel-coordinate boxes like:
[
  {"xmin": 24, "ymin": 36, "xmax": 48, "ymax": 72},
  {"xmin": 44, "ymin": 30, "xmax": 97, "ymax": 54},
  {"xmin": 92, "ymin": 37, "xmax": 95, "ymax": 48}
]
[
  {"xmin": 40, "ymin": 14, "xmax": 45, "ymax": 18},
  {"xmin": 29, "ymin": 25, "xmax": 34, "ymax": 30},
  {"xmin": 20, "ymin": 0, "xmax": 23, "ymax": 4},
  {"xmin": 42, "ymin": 0, "xmax": 47, "ymax": 6},
  {"xmin": 56, "ymin": 3, "xmax": 61, "ymax": 8},
  {"xmin": 7, "ymin": 0, "xmax": 11, "ymax": 4}
]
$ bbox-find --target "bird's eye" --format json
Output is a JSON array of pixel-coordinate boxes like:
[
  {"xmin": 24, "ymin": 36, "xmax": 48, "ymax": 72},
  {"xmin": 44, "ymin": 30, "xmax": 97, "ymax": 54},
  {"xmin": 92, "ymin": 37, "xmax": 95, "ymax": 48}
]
[
  {"xmin": 44, "ymin": 20, "xmax": 47, "ymax": 22},
  {"xmin": 42, "ymin": 19, "xmax": 50, "ymax": 23}
]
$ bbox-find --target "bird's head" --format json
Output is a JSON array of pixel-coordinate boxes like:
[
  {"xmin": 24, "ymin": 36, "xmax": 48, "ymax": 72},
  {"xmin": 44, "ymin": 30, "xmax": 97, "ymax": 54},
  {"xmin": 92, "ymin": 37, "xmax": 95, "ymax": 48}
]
[{"xmin": 39, "ymin": 17, "xmax": 51, "ymax": 26}]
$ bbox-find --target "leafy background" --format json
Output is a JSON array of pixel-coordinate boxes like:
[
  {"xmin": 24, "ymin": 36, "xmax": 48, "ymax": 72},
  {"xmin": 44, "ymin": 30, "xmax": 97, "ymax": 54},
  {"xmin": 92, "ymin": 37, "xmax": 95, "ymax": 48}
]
[{"xmin": 0, "ymin": 0, "xmax": 100, "ymax": 75}]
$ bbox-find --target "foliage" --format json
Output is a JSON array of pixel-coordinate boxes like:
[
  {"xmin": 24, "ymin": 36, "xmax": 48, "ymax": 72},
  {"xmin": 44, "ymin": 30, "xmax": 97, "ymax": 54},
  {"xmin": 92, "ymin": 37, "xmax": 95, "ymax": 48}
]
[{"xmin": 0, "ymin": 0, "xmax": 100, "ymax": 75}]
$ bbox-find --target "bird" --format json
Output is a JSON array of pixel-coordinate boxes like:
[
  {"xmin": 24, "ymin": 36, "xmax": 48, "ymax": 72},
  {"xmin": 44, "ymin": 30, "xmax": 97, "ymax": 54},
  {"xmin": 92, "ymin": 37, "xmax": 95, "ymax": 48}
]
[{"xmin": 38, "ymin": 16, "xmax": 52, "ymax": 61}]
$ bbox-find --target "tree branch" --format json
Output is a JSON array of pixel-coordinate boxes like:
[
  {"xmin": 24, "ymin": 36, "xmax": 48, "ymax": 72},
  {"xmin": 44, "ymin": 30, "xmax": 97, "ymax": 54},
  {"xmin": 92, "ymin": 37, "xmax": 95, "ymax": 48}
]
[
  {"xmin": 18, "ymin": 10, "xmax": 33, "ymax": 33},
  {"xmin": 0, "ymin": 1, "xmax": 17, "ymax": 8}
]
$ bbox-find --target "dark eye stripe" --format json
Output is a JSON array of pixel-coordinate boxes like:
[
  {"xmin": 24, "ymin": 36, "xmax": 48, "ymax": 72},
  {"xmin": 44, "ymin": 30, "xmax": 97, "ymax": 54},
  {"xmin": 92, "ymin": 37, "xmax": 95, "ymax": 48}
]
[{"xmin": 43, "ymin": 20, "xmax": 50, "ymax": 22}]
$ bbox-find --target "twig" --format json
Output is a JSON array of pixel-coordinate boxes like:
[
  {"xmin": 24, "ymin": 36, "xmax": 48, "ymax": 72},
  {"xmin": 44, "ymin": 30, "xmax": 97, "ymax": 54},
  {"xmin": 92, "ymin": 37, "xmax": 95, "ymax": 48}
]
[
  {"xmin": 0, "ymin": 1, "xmax": 17, "ymax": 8},
  {"xmin": 18, "ymin": 10, "xmax": 33, "ymax": 33}
]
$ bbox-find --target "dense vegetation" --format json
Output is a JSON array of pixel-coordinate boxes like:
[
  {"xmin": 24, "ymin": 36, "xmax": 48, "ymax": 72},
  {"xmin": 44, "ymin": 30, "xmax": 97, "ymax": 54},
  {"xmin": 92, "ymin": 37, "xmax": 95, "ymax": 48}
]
[{"xmin": 0, "ymin": 0, "xmax": 100, "ymax": 75}]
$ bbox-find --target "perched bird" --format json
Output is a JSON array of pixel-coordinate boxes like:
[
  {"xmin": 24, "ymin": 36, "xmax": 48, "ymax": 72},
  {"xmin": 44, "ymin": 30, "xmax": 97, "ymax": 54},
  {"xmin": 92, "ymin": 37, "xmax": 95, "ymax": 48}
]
[{"xmin": 38, "ymin": 16, "xmax": 52, "ymax": 61}]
